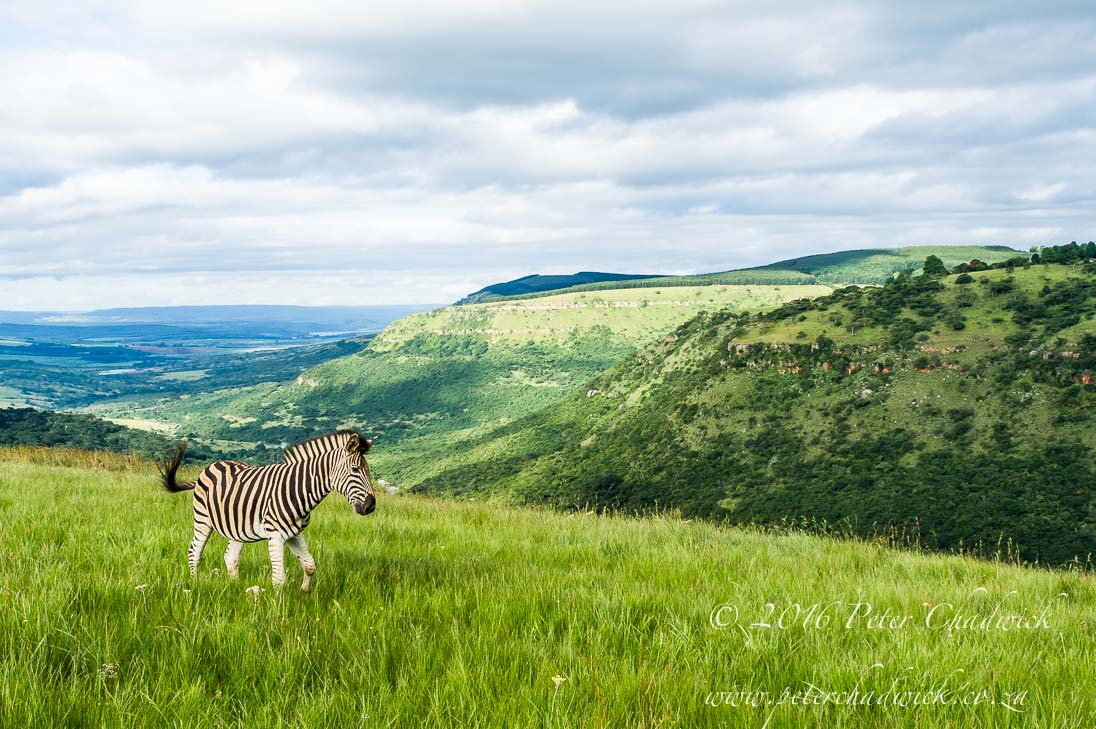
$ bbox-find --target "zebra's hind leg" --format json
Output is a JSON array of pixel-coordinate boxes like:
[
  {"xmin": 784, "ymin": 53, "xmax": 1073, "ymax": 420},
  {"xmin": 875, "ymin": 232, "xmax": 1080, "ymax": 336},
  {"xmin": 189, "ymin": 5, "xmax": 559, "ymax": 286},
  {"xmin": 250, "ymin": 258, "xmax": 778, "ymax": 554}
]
[
  {"xmin": 286, "ymin": 535, "xmax": 317, "ymax": 593},
  {"xmin": 188, "ymin": 525, "xmax": 212, "ymax": 577},
  {"xmin": 267, "ymin": 534, "xmax": 287, "ymax": 588},
  {"xmin": 224, "ymin": 540, "xmax": 245, "ymax": 579}
]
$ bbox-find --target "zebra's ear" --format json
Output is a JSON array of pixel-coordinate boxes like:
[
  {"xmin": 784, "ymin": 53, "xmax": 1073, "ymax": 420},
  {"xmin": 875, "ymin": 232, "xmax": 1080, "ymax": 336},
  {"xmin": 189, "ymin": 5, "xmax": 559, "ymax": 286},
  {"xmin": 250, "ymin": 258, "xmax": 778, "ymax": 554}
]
[
  {"xmin": 362, "ymin": 437, "xmax": 374, "ymax": 453},
  {"xmin": 346, "ymin": 433, "xmax": 361, "ymax": 452}
]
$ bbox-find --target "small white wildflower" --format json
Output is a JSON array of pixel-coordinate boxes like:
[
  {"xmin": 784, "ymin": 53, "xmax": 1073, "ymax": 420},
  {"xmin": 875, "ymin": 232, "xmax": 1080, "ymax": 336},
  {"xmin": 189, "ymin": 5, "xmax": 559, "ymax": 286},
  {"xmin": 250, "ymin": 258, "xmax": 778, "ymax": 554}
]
[
  {"xmin": 134, "ymin": 584, "xmax": 149, "ymax": 594},
  {"xmin": 552, "ymin": 675, "xmax": 567, "ymax": 688},
  {"xmin": 98, "ymin": 663, "xmax": 117, "ymax": 681},
  {"xmin": 182, "ymin": 589, "xmax": 192, "ymax": 596},
  {"xmin": 245, "ymin": 585, "xmax": 265, "ymax": 600}
]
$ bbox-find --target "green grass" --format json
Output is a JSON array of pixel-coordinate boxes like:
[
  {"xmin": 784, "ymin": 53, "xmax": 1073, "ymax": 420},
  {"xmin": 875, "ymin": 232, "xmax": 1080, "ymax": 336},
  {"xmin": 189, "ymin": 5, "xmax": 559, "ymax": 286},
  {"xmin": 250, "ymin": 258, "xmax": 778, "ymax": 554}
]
[
  {"xmin": 391, "ymin": 285, "xmax": 831, "ymax": 345},
  {"xmin": 1, "ymin": 451, "xmax": 1093, "ymax": 727},
  {"xmin": 483, "ymin": 246, "xmax": 1023, "ymax": 302}
]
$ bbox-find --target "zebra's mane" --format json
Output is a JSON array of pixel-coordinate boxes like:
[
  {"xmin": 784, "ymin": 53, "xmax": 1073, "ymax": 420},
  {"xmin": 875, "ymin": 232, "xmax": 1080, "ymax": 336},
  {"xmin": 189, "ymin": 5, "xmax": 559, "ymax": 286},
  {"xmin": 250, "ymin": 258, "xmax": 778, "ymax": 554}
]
[{"xmin": 281, "ymin": 429, "xmax": 369, "ymax": 463}]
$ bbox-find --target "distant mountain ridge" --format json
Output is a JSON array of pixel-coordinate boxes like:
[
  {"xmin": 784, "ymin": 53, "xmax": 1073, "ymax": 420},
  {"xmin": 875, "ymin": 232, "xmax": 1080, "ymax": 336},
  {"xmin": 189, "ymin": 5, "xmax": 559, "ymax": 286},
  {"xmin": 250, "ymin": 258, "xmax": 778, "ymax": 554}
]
[
  {"xmin": 0, "ymin": 304, "xmax": 433, "ymax": 333},
  {"xmin": 458, "ymin": 246, "xmax": 1025, "ymax": 304},
  {"xmin": 455, "ymin": 272, "xmax": 662, "ymax": 304}
]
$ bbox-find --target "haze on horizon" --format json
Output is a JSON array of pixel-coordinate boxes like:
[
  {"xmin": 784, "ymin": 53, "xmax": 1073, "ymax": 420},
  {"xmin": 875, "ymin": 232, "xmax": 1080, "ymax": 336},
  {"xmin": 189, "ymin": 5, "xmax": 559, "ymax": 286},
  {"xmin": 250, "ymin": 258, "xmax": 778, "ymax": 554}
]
[{"xmin": 1, "ymin": 0, "xmax": 1094, "ymax": 310}]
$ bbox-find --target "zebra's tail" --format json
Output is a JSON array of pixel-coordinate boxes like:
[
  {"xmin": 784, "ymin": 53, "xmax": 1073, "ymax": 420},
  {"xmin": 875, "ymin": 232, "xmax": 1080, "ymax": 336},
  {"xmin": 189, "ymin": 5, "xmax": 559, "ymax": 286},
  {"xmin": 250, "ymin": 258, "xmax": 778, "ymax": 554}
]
[{"xmin": 159, "ymin": 441, "xmax": 195, "ymax": 492}]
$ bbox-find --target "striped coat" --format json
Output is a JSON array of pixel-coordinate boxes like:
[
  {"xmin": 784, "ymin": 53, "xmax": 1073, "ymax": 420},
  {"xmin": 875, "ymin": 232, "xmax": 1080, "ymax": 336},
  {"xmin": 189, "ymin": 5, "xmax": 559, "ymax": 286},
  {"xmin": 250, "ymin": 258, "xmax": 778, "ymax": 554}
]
[{"xmin": 161, "ymin": 430, "xmax": 376, "ymax": 591}]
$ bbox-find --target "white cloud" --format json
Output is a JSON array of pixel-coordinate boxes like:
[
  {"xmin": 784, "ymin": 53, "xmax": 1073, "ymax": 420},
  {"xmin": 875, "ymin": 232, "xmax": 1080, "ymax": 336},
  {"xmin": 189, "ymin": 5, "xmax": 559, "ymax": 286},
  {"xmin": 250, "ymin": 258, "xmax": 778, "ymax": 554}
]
[{"xmin": 0, "ymin": 1, "xmax": 1094, "ymax": 309}]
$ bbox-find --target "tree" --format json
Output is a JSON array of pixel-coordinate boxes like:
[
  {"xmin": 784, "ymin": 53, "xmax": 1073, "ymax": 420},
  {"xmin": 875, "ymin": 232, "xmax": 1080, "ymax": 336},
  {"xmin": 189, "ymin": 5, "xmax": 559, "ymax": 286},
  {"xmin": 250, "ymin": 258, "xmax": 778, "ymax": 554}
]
[{"xmin": 922, "ymin": 255, "xmax": 948, "ymax": 278}]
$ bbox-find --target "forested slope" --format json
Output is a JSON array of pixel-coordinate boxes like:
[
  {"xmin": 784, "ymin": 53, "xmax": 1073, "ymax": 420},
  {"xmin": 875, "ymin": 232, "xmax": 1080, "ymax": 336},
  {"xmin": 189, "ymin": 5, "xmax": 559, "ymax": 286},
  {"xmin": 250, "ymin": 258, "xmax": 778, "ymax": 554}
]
[{"xmin": 417, "ymin": 257, "xmax": 1096, "ymax": 565}]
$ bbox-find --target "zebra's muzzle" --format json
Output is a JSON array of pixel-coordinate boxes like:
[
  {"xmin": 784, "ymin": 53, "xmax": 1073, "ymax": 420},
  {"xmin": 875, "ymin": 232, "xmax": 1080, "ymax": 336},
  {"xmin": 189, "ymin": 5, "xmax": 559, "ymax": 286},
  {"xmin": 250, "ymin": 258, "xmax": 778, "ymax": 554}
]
[{"xmin": 354, "ymin": 494, "xmax": 376, "ymax": 515}]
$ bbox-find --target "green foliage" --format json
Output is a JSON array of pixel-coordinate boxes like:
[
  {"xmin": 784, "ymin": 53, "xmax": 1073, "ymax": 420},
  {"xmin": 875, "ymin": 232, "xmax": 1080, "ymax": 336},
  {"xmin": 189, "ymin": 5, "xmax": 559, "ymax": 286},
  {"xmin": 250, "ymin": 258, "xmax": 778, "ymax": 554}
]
[
  {"xmin": 416, "ymin": 264, "xmax": 1096, "ymax": 565},
  {"xmin": 922, "ymin": 255, "xmax": 948, "ymax": 277},
  {"xmin": 0, "ymin": 405, "xmax": 271, "ymax": 462},
  {"xmin": 0, "ymin": 408, "xmax": 225, "ymax": 463},
  {"xmin": 1038, "ymin": 241, "xmax": 1096, "ymax": 264}
]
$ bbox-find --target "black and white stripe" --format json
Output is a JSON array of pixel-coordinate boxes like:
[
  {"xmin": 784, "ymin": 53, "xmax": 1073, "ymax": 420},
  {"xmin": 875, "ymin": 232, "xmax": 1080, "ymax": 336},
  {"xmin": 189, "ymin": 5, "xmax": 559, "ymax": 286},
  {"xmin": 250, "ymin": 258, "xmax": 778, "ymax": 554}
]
[{"xmin": 160, "ymin": 430, "xmax": 376, "ymax": 591}]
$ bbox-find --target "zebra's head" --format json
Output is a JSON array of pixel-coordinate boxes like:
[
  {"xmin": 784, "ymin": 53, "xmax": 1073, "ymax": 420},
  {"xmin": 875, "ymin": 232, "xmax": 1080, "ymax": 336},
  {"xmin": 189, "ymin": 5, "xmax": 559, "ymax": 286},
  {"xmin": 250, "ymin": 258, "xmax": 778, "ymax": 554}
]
[{"xmin": 332, "ymin": 432, "xmax": 376, "ymax": 516}]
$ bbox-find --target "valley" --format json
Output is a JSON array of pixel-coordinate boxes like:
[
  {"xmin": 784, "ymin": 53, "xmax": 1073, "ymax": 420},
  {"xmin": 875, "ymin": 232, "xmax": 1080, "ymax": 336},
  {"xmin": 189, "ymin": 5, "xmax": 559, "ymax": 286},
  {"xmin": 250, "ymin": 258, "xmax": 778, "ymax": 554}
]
[
  {"xmin": 0, "ymin": 305, "xmax": 432, "ymax": 410},
  {"xmin": 5, "ymin": 244, "xmax": 1092, "ymax": 564},
  {"xmin": 93, "ymin": 284, "xmax": 833, "ymax": 474},
  {"xmin": 415, "ymin": 258, "xmax": 1096, "ymax": 564}
]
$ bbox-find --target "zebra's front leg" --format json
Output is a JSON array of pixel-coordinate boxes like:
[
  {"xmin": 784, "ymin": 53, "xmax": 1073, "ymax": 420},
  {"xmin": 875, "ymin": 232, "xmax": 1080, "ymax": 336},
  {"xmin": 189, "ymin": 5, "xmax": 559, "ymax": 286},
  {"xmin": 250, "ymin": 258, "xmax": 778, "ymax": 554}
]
[
  {"xmin": 286, "ymin": 535, "xmax": 317, "ymax": 593},
  {"xmin": 267, "ymin": 534, "xmax": 287, "ymax": 588},
  {"xmin": 224, "ymin": 540, "xmax": 244, "ymax": 579}
]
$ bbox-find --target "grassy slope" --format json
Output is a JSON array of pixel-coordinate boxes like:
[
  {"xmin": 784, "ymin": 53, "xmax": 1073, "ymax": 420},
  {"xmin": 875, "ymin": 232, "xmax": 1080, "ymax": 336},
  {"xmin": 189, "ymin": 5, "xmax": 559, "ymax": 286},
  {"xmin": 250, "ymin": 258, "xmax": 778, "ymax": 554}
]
[
  {"xmin": 1, "ymin": 451, "xmax": 1092, "ymax": 728},
  {"xmin": 104, "ymin": 285, "xmax": 831, "ymax": 477},
  {"xmin": 456, "ymin": 271, "xmax": 662, "ymax": 304},
  {"xmin": 0, "ymin": 408, "xmax": 230, "ymax": 463},
  {"xmin": 415, "ymin": 263, "xmax": 1096, "ymax": 564},
  {"xmin": 481, "ymin": 246, "xmax": 1023, "ymax": 302}
]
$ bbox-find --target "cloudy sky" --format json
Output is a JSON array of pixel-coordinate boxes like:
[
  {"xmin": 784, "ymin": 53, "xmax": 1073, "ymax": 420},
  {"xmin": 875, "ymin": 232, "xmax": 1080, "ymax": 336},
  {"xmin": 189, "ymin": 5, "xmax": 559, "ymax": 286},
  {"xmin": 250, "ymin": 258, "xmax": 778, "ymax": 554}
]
[{"xmin": 1, "ymin": 1, "xmax": 1094, "ymax": 309}]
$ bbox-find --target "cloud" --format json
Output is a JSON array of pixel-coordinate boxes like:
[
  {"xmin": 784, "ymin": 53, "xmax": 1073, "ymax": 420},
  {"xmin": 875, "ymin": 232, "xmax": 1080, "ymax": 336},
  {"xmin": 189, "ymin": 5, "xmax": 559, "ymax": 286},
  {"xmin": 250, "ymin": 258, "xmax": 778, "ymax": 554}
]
[{"xmin": 0, "ymin": 1, "xmax": 1094, "ymax": 309}]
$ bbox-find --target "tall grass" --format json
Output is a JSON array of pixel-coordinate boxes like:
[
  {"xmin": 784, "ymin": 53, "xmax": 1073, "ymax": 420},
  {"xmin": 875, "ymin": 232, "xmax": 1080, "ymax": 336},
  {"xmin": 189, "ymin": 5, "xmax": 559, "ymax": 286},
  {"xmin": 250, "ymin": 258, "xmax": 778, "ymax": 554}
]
[
  {"xmin": 1, "ymin": 455, "xmax": 1092, "ymax": 727},
  {"xmin": 0, "ymin": 445, "xmax": 150, "ymax": 472}
]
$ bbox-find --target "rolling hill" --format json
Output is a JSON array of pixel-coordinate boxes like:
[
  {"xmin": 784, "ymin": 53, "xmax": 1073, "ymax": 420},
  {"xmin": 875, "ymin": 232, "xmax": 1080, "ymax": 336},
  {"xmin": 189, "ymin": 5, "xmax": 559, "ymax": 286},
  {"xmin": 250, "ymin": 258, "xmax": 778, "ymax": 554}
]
[
  {"xmin": 455, "ymin": 271, "xmax": 662, "ymax": 304},
  {"xmin": 414, "ymin": 258, "xmax": 1096, "ymax": 565},
  {"xmin": 0, "ymin": 407, "xmax": 231, "ymax": 463},
  {"xmin": 472, "ymin": 245, "xmax": 1025, "ymax": 302},
  {"xmin": 94, "ymin": 283, "xmax": 833, "ymax": 476}
]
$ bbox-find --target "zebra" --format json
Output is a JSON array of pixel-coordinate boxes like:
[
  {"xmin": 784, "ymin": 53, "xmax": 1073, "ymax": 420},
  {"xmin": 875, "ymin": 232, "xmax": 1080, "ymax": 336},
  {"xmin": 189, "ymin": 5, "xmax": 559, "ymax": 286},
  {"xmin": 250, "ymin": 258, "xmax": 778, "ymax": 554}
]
[{"xmin": 160, "ymin": 429, "xmax": 376, "ymax": 592}]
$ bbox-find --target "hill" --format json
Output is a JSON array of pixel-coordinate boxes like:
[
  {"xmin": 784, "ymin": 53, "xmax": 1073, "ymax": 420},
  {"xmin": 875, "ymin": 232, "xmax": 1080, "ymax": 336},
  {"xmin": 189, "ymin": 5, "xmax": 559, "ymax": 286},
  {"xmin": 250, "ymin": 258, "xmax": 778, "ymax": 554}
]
[
  {"xmin": 415, "ymin": 259, "xmax": 1096, "ymax": 565},
  {"xmin": 0, "ymin": 449, "xmax": 1092, "ymax": 727},
  {"xmin": 477, "ymin": 245, "xmax": 1025, "ymax": 302},
  {"xmin": 0, "ymin": 407, "xmax": 232, "ymax": 463},
  {"xmin": 456, "ymin": 271, "xmax": 662, "ymax": 304},
  {"xmin": 95, "ymin": 284, "xmax": 833, "ymax": 476}
]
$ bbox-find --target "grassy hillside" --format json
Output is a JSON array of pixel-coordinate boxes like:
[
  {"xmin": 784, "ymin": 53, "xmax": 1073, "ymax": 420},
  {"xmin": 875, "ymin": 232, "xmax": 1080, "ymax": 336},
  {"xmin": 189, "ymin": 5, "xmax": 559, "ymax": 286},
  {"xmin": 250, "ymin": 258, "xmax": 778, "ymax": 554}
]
[
  {"xmin": 456, "ymin": 271, "xmax": 662, "ymax": 304},
  {"xmin": 98, "ymin": 284, "xmax": 831, "ymax": 477},
  {"xmin": 416, "ymin": 261, "xmax": 1096, "ymax": 565},
  {"xmin": 483, "ymin": 246, "xmax": 1024, "ymax": 302},
  {"xmin": 0, "ymin": 407, "xmax": 232, "ymax": 463},
  {"xmin": 1, "ymin": 450, "xmax": 1092, "ymax": 727}
]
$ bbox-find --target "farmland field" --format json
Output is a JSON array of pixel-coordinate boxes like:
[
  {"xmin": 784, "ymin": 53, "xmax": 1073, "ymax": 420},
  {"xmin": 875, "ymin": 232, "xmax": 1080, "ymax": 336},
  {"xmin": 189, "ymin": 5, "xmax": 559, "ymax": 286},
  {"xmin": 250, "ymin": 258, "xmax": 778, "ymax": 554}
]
[{"xmin": 1, "ymin": 448, "xmax": 1092, "ymax": 728}]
